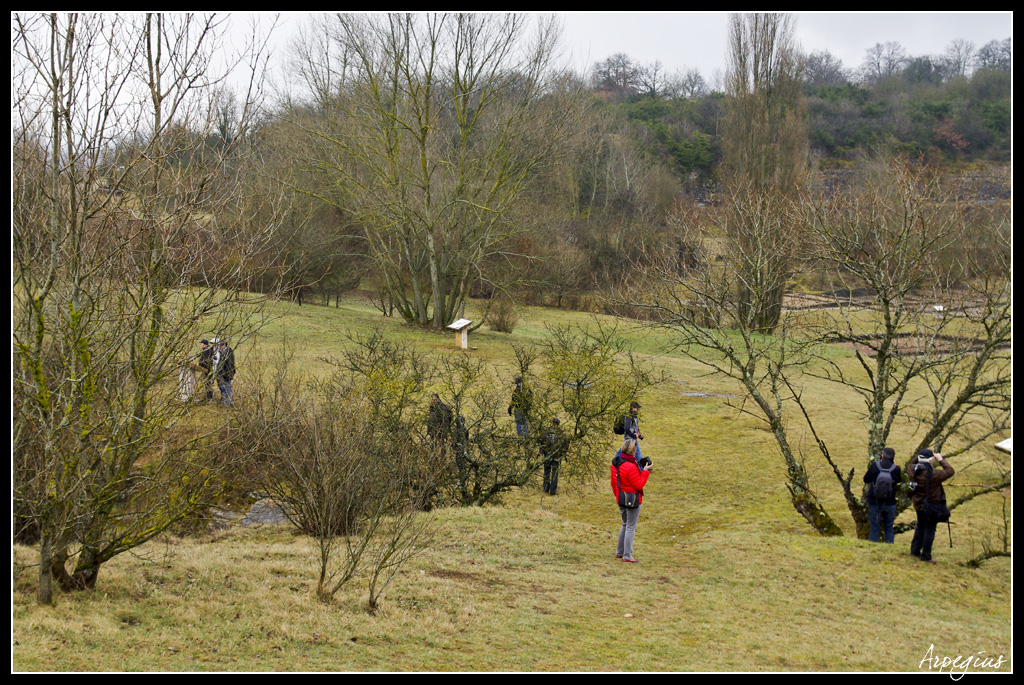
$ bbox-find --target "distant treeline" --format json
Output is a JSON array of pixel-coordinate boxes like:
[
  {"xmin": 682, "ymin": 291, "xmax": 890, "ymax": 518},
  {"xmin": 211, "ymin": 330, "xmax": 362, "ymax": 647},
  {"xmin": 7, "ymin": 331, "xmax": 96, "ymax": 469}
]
[{"xmin": 589, "ymin": 40, "xmax": 1011, "ymax": 193}]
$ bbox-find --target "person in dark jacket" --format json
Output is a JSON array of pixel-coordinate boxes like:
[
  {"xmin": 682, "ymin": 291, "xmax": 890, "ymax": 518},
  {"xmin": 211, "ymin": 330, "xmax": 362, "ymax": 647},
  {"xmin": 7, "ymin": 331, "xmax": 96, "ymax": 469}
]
[
  {"xmin": 610, "ymin": 439, "xmax": 651, "ymax": 563},
  {"xmin": 908, "ymin": 448, "xmax": 954, "ymax": 563},
  {"xmin": 863, "ymin": 446, "xmax": 902, "ymax": 543},
  {"xmin": 508, "ymin": 376, "xmax": 532, "ymax": 439},
  {"xmin": 427, "ymin": 394, "xmax": 454, "ymax": 450},
  {"xmin": 215, "ymin": 339, "xmax": 236, "ymax": 406},
  {"xmin": 623, "ymin": 401, "xmax": 645, "ymax": 464},
  {"xmin": 198, "ymin": 339, "xmax": 215, "ymax": 401},
  {"xmin": 541, "ymin": 418, "xmax": 569, "ymax": 496}
]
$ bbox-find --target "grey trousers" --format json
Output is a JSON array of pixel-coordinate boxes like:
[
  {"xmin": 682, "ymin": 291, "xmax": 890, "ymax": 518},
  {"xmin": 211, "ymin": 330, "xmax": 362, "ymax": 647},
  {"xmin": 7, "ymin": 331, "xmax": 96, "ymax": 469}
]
[{"xmin": 616, "ymin": 504, "xmax": 642, "ymax": 560}]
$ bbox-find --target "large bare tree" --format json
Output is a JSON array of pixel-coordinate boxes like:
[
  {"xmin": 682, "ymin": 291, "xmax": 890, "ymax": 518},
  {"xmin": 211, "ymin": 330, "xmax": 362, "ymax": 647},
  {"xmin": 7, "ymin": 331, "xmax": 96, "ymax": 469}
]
[
  {"xmin": 796, "ymin": 159, "xmax": 1011, "ymax": 537},
  {"xmin": 288, "ymin": 13, "xmax": 584, "ymax": 329},
  {"xmin": 621, "ymin": 158, "xmax": 1010, "ymax": 539}
]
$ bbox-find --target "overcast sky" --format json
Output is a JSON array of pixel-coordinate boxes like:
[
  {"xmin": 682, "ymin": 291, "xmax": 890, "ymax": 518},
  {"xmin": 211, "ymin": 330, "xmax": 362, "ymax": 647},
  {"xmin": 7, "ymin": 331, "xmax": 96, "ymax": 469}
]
[
  {"xmin": 252, "ymin": 11, "xmax": 1012, "ymax": 92},
  {"xmin": 556, "ymin": 12, "xmax": 1013, "ymax": 85}
]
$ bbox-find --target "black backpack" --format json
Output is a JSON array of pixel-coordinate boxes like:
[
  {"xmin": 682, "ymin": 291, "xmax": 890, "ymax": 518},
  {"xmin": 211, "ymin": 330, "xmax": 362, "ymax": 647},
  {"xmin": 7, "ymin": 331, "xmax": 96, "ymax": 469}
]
[
  {"xmin": 613, "ymin": 414, "xmax": 625, "ymax": 435},
  {"xmin": 872, "ymin": 461, "xmax": 898, "ymax": 502}
]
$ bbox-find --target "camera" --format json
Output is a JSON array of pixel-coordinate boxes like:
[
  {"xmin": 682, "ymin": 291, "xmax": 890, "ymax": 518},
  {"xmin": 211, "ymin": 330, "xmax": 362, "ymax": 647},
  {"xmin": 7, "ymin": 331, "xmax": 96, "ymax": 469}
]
[{"xmin": 637, "ymin": 456, "xmax": 652, "ymax": 470}]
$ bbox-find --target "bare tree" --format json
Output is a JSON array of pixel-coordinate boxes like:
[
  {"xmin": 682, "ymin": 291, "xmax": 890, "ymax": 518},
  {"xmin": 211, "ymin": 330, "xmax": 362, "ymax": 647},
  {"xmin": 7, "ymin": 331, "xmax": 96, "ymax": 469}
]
[
  {"xmin": 859, "ymin": 41, "xmax": 908, "ymax": 84},
  {"xmin": 794, "ymin": 159, "xmax": 1011, "ymax": 536},
  {"xmin": 12, "ymin": 12, "xmax": 283, "ymax": 604},
  {"xmin": 974, "ymin": 38, "xmax": 1011, "ymax": 72},
  {"xmin": 942, "ymin": 38, "xmax": 976, "ymax": 80},
  {"xmin": 666, "ymin": 67, "xmax": 709, "ymax": 100},
  {"xmin": 614, "ymin": 193, "xmax": 843, "ymax": 534},
  {"xmin": 591, "ymin": 52, "xmax": 643, "ymax": 100},
  {"xmin": 289, "ymin": 13, "xmax": 585, "ymax": 329},
  {"xmin": 637, "ymin": 60, "xmax": 668, "ymax": 98},
  {"xmin": 721, "ymin": 12, "xmax": 808, "ymax": 333},
  {"xmin": 803, "ymin": 50, "xmax": 849, "ymax": 89}
]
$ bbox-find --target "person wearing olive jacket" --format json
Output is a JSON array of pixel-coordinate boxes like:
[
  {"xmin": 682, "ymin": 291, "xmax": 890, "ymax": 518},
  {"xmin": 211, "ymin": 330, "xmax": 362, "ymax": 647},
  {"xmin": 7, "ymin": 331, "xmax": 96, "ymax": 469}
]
[
  {"xmin": 610, "ymin": 439, "xmax": 651, "ymax": 563},
  {"xmin": 908, "ymin": 448, "xmax": 954, "ymax": 563}
]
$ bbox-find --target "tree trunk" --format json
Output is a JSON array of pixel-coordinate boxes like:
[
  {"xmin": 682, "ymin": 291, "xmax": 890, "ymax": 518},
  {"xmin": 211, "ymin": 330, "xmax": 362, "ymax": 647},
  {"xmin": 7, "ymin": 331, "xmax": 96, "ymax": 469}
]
[
  {"xmin": 64, "ymin": 546, "xmax": 104, "ymax": 591},
  {"xmin": 851, "ymin": 501, "xmax": 870, "ymax": 540},
  {"xmin": 37, "ymin": 534, "xmax": 54, "ymax": 605},
  {"xmin": 790, "ymin": 489, "xmax": 844, "ymax": 536},
  {"xmin": 50, "ymin": 547, "xmax": 76, "ymax": 593}
]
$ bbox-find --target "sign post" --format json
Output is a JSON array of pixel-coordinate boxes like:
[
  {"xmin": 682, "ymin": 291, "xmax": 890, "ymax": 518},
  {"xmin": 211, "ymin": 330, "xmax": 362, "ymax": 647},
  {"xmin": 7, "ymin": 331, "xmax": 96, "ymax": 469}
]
[{"xmin": 447, "ymin": 318, "xmax": 473, "ymax": 350}]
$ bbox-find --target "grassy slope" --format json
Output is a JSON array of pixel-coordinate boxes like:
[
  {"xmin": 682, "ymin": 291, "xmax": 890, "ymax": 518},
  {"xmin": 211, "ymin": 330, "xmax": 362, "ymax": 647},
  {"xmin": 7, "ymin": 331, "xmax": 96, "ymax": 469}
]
[{"xmin": 12, "ymin": 294, "xmax": 1012, "ymax": 672}]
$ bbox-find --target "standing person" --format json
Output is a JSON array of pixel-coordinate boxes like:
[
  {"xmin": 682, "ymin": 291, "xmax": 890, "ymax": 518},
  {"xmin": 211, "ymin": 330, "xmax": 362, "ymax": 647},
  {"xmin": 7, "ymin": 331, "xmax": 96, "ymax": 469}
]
[
  {"xmin": 908, "ymin": 448, "xmax": 954, "ymax": 563},
  {"xmin": 197, "ymin": 339, "xmax": 215, "ymax": 401},
  {"xmin": 863, "ymin": 447, "xmax": 902, "ymax": 543},
  {"xmin": 215, "ymin": 339, "xmax": 236, "ymax": 406},
  {"xmin": 416, "ymin": 393, "xmax": 453, "ymax": 512},
  {"xmin": 623, "ymin": 401, "xmax": 646, "ymax": 465},
  {"xmin": 610, "ymin": 439, "xmax": 651, "ymax": 563},
  {"xmin": 541, "ymin": 418, "xmax": 569, "ymax": 496},
  {"xmin": 427, "ymin": 394, "xmax": 454, "ymax": 451},
  {"xmin": 508, "ymin": 376, "xmax": 532, "ymax": 439}
]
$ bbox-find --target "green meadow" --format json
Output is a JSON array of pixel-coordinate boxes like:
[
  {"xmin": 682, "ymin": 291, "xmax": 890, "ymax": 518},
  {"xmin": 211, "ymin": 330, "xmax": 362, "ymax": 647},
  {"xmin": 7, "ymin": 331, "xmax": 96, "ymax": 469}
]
[{"xmin": 12, "ymin": 293, "xmax": 1011, "ymax": 673}]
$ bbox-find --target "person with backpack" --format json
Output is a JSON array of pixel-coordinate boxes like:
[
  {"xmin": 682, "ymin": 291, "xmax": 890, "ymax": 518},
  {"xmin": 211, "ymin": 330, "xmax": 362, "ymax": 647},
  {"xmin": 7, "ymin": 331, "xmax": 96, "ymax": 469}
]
[
  {"xmin": 615, "ymin": 401, "xmax": 647, "ymax": 466},
  {"xmin": 610, "ymin": 439, "xmax": 651, "ymax": 563},
  {"xmin": 908, "ymin": 448, "xmax": 955, "ymax": 564},
  {"xmin": 862, "ymin": 446, "xmax": 902, "ymax": 543}
]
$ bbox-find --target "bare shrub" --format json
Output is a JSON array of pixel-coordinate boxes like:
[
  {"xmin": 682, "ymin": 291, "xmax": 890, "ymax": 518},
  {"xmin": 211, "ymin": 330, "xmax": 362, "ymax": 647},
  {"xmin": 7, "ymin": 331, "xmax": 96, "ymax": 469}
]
[
  {"xmin": 230, "ymin": 349, "xmax": 438, "ymax": 611},
  {"xmin": 486, "ymin": 296, "xmax": 521, "ymax": 333}
]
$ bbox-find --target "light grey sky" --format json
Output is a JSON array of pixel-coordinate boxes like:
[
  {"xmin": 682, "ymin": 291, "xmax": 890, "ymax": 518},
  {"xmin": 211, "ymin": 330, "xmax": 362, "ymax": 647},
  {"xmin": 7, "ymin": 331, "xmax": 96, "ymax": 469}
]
[
  {"xmin": 249, "ymin": 12, "xmax": 1012, "ymax": 91},
  {"xmin": 556, "ymin": 12, "xmax": 1013, "ymax": 84}
]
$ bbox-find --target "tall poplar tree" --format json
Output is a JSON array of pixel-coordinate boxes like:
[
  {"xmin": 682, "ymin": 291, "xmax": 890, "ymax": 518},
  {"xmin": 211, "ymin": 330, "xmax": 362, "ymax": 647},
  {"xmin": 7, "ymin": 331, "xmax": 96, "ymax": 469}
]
[{"xmin": 721, "ymin": 12, "xmax": 807, "ymax": 333}]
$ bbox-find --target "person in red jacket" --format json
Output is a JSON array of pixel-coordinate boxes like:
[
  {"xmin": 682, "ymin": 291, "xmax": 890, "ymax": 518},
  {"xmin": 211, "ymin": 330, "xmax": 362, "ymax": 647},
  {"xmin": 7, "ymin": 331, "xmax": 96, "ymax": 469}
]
[{"xmin": 610, "ymin": 439, "xmax": 651, "ymax": 563}]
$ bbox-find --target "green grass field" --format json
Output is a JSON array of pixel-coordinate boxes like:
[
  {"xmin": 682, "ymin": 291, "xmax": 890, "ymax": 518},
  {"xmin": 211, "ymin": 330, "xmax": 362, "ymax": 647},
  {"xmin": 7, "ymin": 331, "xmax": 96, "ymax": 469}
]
[{"xmin": 12, "ymin": 293, "xmax": 1012, "ymax": 672}]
